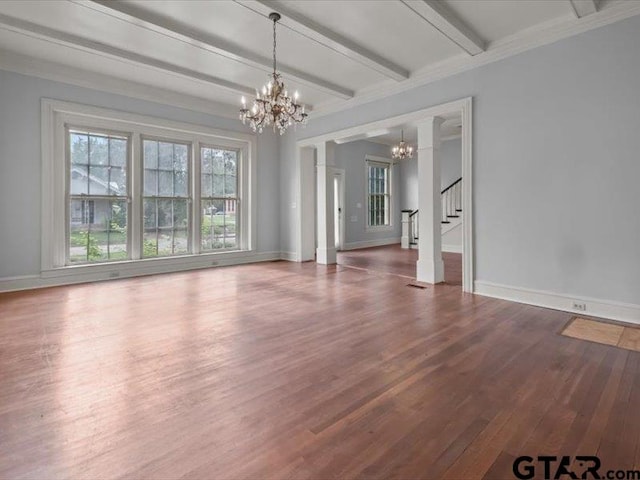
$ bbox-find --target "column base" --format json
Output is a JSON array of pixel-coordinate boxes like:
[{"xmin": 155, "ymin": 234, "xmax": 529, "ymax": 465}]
[
  {"xmin": 416, "ymin": 258, "xmax": 445, "ymax": 284},
  {"xmin": 316, "ymin": 247, "xmax": 337, "ymax": 265}
]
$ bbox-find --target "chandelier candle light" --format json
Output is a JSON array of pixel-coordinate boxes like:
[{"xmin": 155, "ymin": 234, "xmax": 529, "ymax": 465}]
[
  {"xmin": 391, "ymin": 129, "xmax": 414, "ymax": 160},
  {"xmin": 240, "ymin": 12, "xmax": 308, "ymax": 135}
]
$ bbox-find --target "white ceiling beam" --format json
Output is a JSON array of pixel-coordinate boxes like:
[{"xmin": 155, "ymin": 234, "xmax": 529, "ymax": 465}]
[
  {"xmin": 400, "ymin": 0, "xmax": 485, "ymax": 56},
  {"xmin": 0, "ymin": 13, "xmax": 257, "ymax": 97},
  {"xmin": 236, "ymin": 0, "xmax": 410, "ymax": 81},
  {"xmin": 334, "ymin": 129, "xmax": 391, "ymax": 145},
  {"xmin": 569, "ymin": 0, "xmax": 599, "ymax": 18},
  {"xmin": 83, "ymin": 0, "xmax": 353, "ymax": 100}
]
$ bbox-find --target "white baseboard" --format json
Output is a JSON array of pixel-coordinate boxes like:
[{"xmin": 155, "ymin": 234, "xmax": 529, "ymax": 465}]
[
  {"xmin": 475, "ymin": 280, "xmax": 640, "ymax": 325},
  {"xmin": 279, "ymin": 251, "xmax": 298, "ymax": 261},
  {"xmin": 342, "ymin": 237, "xmax": 401, "ymax": 251},
  {"xmin": 0, "ymin": 251, "xmax": 282, "ymax": 293},
  {"xmin": 442, "ymin": 244, "xmax": 462, "ymax": 254}
]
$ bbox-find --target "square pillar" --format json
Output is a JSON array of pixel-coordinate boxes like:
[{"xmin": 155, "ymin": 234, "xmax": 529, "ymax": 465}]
[
  {"xmin": 316, "ymin": 142, "xmax": 336, "ymax": 265},
  {"xmin": 416, "ymin": 117, "xmax": 445, "ymax": 283}
]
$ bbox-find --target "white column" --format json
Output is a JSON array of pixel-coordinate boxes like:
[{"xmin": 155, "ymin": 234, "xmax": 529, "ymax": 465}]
[
  {"xmin": 298, "ymin": 147, "xmax": 316, "ymax": 261},
  {"xmin": 401, "ymin": 210, "xmax": 411, "ymax": 249},
  {"xmin": 316, "ymin": 142, "xmax": 336, "ymax": 265},
  {"xmin": 416, "ymin": 116, "xmax": 445, "ymax": 283}
]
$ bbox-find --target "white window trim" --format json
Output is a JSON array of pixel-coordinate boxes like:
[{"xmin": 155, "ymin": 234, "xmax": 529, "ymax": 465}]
[
  {"xmin": 41, "ymin": 98, "xmax": 257, "ymax": 278},
  {"xmin": 364, "ymin": 154, "xmax": 394, "ymax": 232}
]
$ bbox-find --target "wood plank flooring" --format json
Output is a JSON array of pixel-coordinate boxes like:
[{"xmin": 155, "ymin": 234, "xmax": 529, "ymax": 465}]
[
  {"xmin": 337, "ymin": 244, "xmax": 462, "ymax": 286},
  {"xmin": 1, "ymin": 258, "xmax": 639, "ymax": 479}
]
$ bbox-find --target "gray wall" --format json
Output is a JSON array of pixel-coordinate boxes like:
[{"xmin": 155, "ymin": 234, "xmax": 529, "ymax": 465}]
[
  {"xmin": 281, "ymin": 14, "xmax": 640, "ymax": 306},
  {"xmin": 399, "ymin": 137, "xmax": 461, "ymax": 211},
  {"xmin": 334, "ymin": 140, "xmax": 401, "ymax": 245},
  {"xmin": 0, "ymin": 69, "xmax": 280, "ymax": 278}
]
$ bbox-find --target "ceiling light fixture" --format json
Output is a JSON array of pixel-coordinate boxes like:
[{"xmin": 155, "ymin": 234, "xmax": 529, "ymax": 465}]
[
  {"xmin": 391, "ymin": 129, "xmax": 413, "ymax": 159},
  {"xmin": 239, "ymin": 12, "xmax": 308, "ymax": 135}
]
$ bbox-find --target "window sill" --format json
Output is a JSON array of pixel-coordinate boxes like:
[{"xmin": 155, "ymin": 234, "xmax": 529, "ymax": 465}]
[{"xmin": 41, "ymin": 249, "xmax": 259, "ymax": 279}]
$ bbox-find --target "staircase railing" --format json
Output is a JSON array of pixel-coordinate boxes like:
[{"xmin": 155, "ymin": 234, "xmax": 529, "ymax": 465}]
[
  {"xmin": 409, "ymin": 209, "xmax": 419, "ymax": 246},
  {"xmin": 441, "ymin": 177, "xmax": 462, "ymax": 224},
  {"xmin": 402, "ymin": 177, "xmax": 462, "ymax": 249}
]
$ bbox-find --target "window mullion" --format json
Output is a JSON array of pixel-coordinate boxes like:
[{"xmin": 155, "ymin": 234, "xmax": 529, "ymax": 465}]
[
  {"xmin": 192, "ymin": 142, "xmax": 202, "ymax": 254},
  {"xmin": 130, "ymin": 132, "xmax": 142, "ymax": 260}
]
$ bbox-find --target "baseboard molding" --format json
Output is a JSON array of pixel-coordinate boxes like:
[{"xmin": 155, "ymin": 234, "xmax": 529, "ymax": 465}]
[
  {"xmin": 475, "ymin": 280, "xmax": 640, "ymax": 325},
  {"xmin": 0, "ymin": 251, "xmax": 282, "ymax": 293},
  {"xmin": 279, "ymin": 251, "xmax": 298, "ymax": 262},
  {"xmin": 442, "ymin": 244, "xmax": 462, "ymax": 254},
  {"xmin": 342, "ymin": 237, "xmax": 401, "ymax": 251}
]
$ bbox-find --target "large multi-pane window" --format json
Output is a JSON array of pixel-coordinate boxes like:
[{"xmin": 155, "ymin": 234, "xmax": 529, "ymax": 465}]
[
  {"xmin": 201, "ymin": 146, "xmax": 238, "ymax": 251},
  {"xmin": 68, "ymin": 129, "xmax": 129, "ymax": 263},
  {"xmin": 142, "ymin": 139, "xmax": 190, "ymax": 257},
  {"xmin": 56, "ymin": 107, "xmax": 251, "ymax": 269},
  {"xmin": 366, "ymin": 159, "xmax": 392, "ymax": 227}
]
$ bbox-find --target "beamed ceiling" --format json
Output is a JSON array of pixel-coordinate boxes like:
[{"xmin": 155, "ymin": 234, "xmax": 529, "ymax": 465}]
[{"xmin": 0, "ymin": 0, "xmax": 639, "ymax": 118}]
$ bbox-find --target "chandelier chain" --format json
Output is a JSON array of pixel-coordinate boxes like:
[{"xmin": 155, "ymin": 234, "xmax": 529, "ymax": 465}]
[{"xmin": 272, "ymin": 16, "xmax": 277, "ymax": 76}]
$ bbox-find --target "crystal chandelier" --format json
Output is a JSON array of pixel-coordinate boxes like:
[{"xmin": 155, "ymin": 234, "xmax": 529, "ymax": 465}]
[
  {"xmin": 391, "ymin": 130, "xmax": 413, "ymax": 160},
  {"xmin": 239, "ymin": 12, "xmax": 308, "ymax": 135}
]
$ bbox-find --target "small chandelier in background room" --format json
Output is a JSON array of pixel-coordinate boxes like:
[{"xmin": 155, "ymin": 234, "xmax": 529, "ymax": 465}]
[
  {"xmin": 240, "ymin": 12, "xmax": 308, "ymax": 135},
  {"xmin": 391, "ymin": 130, "xmax": 414, "ymax": 160}
]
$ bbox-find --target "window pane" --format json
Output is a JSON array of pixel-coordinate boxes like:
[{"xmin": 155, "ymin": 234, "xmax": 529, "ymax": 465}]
[
  {"xmin": 70, "ymin": 165, "xmax": 89, "ymax": 195},
  {"xmin": 144, "ymin": 140, "xmax": 158, "ymax": 169},
  {"xmin": 158, "ymin": 142, "xmax": 173, "ymax": 170},
  {"xmin": 159, "ymin": 171, "xmax": 173, "ymax": 196},
  {"xmin": 201, "ymin": 173, "xmax": 212, "ymax": 197},
  {"xmin": 201, "ymin": 199, "xmax": 226, "ymax": 251},
  {"xmin": 143, "ymin": 198, "xmax": 189, "ymax": 257},
  {"xmin": 88, "ymin": 166, "xmax": 109, "ymax": 195},
  {"xmin": 212, "ymin": 174, "xmax": 224, "ymax": 197},
  {"xmin": 69, "ymin": 199, "xmax": 127, "ymax": 263},
  {"xmin": 144, "ymin": 139, "xmax": 189, "ymax": 198},
  {"xmin": 201, "ymin": 147, "xmax": 238, "ymax": 198},
  {"xmin": 110, "ymin": 138, "xmax": 127, "ymax": 167},
  {"xmin": 89, "ymin": 135, "xmax": 109, "ymax": 165},
  {"xmin": 70, "ymin": 133, "xmax": 89, "ymax": 165},
  {"xmin": 110, "ymin": 166, "xmax": 126, "ymax": 196},
  {"xmin": 225, "ymin": 175, "xmax": 237, "ymax": 197},
  {"xmin": 367, "ymin": 162, "xmax": 390, "ymax": 227},
  {"xmin": 144, "ymin": 169, "xmax": 158, "ymax": 196}
]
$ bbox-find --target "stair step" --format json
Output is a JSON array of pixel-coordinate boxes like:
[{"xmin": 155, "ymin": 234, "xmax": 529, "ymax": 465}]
[
  {"xmin": 456, "ymin": 209, "xmax": 463, "ymax": 212},
  {"xmin": 441, "ymin": 221, "xmax": 451, "ymax": 224},
  {"xmin": 447, "ymin": 215, "xmax": 460, "ymax": 218}
]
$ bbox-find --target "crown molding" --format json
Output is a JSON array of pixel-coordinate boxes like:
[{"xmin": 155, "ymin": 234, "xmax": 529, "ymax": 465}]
[
  {"xmin": 312, "ymin": 0, "xmax": 640, "ymax": 117},
  {"xmin": 0, "ymin": 49, "xmax": 239, "ymax": 119}
]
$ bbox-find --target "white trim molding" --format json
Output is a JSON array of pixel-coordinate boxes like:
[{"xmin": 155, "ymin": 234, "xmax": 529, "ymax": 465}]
[
  {"xmin": 342, "ymin": 237, "xmax": 400, "ymax": 251},
  {"xmin": 475, "ymin": 281, "xmax": 640, "ymax": 326},
  {"xmin": 39, "ymin": 98, "xmax": 260, "ymax": 288}
]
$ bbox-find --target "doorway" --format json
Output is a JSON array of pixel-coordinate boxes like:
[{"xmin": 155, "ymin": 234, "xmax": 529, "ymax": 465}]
[
  {"xmin": 333, "ymin": 170, "xmax": 345, "ymax": 251},
  {"xmin": 296, "ymin": 97, "xmax": 473, "ymax": 292}
]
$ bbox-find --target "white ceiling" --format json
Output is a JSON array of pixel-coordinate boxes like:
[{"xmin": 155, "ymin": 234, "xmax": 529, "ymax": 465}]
[{"xmin": 0, "ymin": 0, "xmax": 638, "ymax": 117}]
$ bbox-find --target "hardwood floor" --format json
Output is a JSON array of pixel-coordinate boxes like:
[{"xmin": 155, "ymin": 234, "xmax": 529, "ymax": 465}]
[
  {"xmin": 337, "ymin": 244, "xmax": 462, "ymax": 286},
  {"xmin": 1, "ymin": 260, "xmax": 639, "ymax": 479}
]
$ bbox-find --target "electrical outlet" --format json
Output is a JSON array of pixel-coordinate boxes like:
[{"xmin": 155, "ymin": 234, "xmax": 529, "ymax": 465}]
[{"xmin": 572, "ymin": 301, "xmax": 586, "ymax": 312}]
